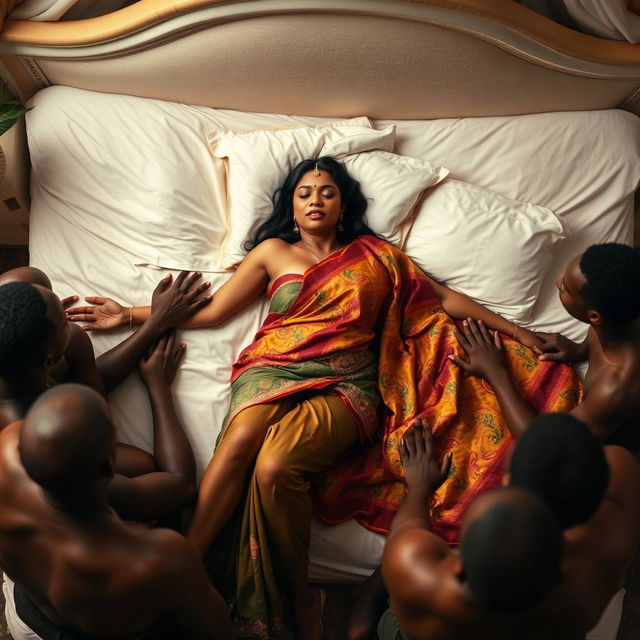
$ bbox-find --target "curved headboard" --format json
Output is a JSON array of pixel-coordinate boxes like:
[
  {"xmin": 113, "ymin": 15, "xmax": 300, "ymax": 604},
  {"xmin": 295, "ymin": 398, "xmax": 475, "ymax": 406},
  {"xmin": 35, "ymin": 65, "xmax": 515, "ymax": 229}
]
[{"xmin": 0, "ymin": 0, "xmax": 639, "ymax": 119}]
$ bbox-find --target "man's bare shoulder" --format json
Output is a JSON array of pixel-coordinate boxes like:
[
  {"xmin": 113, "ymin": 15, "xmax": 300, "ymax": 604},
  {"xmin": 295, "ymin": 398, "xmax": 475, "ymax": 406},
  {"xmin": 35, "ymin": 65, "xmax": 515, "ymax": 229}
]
[
  {"xmin": 136, "ymin": 526, "xmax": 201, "ymax": 582},
  {"xmin": 383, "ymin": 528, "xmax": 456, "ymax": 615}
]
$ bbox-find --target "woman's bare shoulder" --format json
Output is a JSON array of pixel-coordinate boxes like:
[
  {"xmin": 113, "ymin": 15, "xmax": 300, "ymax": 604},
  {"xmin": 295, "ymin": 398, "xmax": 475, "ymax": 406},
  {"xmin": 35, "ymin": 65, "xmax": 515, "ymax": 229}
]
[
  {"xmin": 251, "ymin": 238, "xmax": 292, "ymax": 252},
  {"xmin": 247, "ymin": 238, "xmax": 296, "ymax": 262}
]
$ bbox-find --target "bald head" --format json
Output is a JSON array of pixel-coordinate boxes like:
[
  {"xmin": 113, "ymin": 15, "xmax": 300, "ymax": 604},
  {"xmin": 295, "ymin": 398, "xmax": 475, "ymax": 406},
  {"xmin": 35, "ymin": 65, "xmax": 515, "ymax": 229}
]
[
  {"xmin": 0, "ymin": 267, "xmax": 52, "ymax": 290},
  {"xmin": 461, "ymin": 488, "xmax": 563, "ymax": 613},
  {"xmin": 19, "ymin": 384, "xmax": 115, "ymax": 502}
]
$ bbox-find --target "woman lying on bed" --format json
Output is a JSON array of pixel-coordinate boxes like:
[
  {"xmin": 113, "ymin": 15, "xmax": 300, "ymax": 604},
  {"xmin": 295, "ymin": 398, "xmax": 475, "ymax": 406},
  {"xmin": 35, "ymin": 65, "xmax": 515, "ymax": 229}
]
[{"xmin": 67, "ymin": 157, "xmax": 581, "ymax": 640}]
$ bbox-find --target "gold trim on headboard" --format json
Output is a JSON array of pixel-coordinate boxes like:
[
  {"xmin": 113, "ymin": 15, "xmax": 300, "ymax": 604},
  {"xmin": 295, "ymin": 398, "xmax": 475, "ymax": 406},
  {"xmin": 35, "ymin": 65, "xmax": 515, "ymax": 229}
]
[
  {"xmin": 0, "ymin": 0, "xmax": 638, "ymax": 68},
  {"xmin": 0, "ymin": 0, "xmax": 638, "ymax": 118}
]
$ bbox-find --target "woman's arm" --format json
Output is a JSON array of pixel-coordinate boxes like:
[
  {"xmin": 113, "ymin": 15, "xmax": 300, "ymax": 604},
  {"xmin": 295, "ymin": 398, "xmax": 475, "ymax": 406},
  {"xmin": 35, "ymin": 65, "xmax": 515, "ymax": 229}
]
[
  {"xmin": 427, "ymin": 278, "xmax": 542, "ymax": 351},
  {"xmin": 69, "ymin": 243, "xmax": 273, "ymax": 331},
  {"xmin": 170, "ymin": 244, "xmax": 271, "ymax": 328}
]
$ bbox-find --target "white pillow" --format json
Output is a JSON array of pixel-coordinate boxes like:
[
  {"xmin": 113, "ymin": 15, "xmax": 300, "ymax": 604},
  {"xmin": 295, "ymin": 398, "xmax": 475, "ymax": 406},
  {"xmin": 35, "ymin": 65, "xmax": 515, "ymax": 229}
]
[
  {"xmin": 27, "ymin": 86, "xmax": 229, "ymax": 272},
  {"xmin": 210, "ymin": 120, "xmax": 397, "ymax": 269},
  {"xmin": 404, "ymin": 179, "xmax": 565, "ymax": 324},
  {"xmin": 337, "ymin": 151, "xmax": 448, "ymax": 247}
]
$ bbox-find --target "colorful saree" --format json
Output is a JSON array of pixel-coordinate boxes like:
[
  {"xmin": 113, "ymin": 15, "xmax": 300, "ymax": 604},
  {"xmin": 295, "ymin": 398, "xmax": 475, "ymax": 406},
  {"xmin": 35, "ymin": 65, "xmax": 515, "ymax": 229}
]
[
  {"xmin": 218, "ymin": 235, "xmax": 581, "ymax": 636},
  {"xmin": 226, "ymin": 235, "xmax": 581, "ymax": 542}
]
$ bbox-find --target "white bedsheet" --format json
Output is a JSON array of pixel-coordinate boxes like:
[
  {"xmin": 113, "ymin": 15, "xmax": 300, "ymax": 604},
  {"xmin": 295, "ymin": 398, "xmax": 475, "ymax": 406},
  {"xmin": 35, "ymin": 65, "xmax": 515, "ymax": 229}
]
[{"xmin": 27, "ymin": 91, "xmax": 639, "ymax": 582}]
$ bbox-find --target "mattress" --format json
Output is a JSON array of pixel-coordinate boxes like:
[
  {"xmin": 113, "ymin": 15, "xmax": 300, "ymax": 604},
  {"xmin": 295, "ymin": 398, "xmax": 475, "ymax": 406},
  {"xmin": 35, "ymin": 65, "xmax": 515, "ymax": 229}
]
[{"xmin": 25, "ymin": 86, "xmax": 640, "ymax": 581}]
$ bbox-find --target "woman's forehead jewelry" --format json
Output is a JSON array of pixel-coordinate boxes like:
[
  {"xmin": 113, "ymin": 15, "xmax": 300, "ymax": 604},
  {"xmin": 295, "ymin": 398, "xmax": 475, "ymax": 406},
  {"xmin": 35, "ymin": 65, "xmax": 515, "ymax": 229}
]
[{"xmin": 312, "ymin": 162, "xmax": 321, "ymax": 177}]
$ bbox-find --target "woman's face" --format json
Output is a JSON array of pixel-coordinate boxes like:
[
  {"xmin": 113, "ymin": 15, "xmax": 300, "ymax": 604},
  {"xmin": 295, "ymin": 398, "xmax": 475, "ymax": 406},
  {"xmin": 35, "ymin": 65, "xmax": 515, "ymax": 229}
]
[{"xmin": 292, "ymin": 170, "xmax": 345, "ymax": 236}]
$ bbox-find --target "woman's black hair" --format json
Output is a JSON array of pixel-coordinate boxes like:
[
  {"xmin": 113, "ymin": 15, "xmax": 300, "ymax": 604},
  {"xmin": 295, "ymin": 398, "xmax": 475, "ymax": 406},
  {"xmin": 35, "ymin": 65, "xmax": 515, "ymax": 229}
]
[{"xmin": 244, "ymin": 156, "xmax": 378, "ymax": 250}]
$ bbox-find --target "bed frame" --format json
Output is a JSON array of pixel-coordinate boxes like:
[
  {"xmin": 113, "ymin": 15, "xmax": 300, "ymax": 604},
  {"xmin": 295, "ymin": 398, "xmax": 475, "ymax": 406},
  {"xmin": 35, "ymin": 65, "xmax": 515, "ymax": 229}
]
[{"xmin": 0, "ymin": 0, "xmax": 639, "ymax": 244}]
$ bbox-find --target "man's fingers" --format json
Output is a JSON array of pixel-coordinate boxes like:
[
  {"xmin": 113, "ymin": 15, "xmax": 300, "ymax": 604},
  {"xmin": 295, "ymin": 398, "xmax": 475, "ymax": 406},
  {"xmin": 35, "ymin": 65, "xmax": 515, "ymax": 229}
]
[
  {"xmin": 164, "ymin": 329, "xmax": 176, "ymax": 356},
  {"xmin": 174, "ymin": 342, "xmax": 187, "ymax": 364},
  {"xmin": 60, "ymin": 295, "xmax": 79, "ymax": 309},
  {"xmin": 453, "ymin": 327, "xmax": 471, "ymax": 352},
  {"xmin": 441, "ymin": 451, "xmax": 454, "ymax": 479},
  {"xmin": 153, "ymin": 273, "xmax": 172, "ymax": 294},
  {"xmin": 404, "ymin": 427, "xmax": 417, "ymax": 457},
  {"xmin": 448, "ymin": 354, "xmax": 471, "ymax": 371},
  {"xmin": 421, "ymin": 421, "xmax": 434, "ymax": 451},
  {"xmin": 493, "ymin": 331, "xmax": 503, "ymax": 350},
  {"xmin": 466, "ymin": 318, "xmax": 483, "ymax": 342},
  {"xmin": 174, "ymin": 271, "xmax": 188, "ymax": 289},
  {"xmin": 412, "ymin": 423, "xmax": 426, "ymax": 453},
  {"xmin": 82, "ymin": 323, "xmax": 100, "ymax": 331},
  {"xmin": 461, "ymin": 320, "xmax": 475, "ymax": 343},
  {"xmin": 188, "ymin": 281, "xmax": 211, "ymax": 301},
  {"xmin": 477, "ymin": 320, "xmax": 491, "ymax": 343},
  {"xmin": 183, "ymin": 271, "xmax": 203, "ymax": 292},
  {"xmin": 538, "ymin": 352, "xmax": 563, "ymax": 362}
]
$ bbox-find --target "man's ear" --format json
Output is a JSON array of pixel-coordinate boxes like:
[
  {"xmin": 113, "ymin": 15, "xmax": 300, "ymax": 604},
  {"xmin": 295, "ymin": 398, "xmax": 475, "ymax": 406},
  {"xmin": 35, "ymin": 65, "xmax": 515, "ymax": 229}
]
[
  {"xmin": 43, "ymin": 350, "xmax": 56, "ymax": 369},
  {"xmin": 587, "ymin": 309, "xmax": 603, "ymax": 326}
]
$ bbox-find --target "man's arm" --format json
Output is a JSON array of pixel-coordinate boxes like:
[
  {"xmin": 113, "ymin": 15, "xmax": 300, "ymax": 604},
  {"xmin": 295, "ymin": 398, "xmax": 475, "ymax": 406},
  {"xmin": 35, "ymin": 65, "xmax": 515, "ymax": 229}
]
[
  {"xmin": 382, "ymin": 421, "xmax": 453, "ymax": 639},
  {"xmin": 449, "ymin": 319, "xmax": 535, "ymax": 440},
  {"xmin": 62, "ymin": 323, "xmax": 107, "ymax": 396},
  {"xmin": 95, "ymin": 272, "xmax": 210, "ymax": 391},
  {"xmin": 155, "ymin": 531, "xmax": 234, "ymax": 640},
  {"xmin": 65, "ymin": 272, "xmax": 210, "ymax": 392},
  {"xmin": 451, "ymin": 319, "xmax": 624, "ymax": 442},
  {"xmin": 107, "ymin": 332, "xmax": 196, "ymax": 521}
]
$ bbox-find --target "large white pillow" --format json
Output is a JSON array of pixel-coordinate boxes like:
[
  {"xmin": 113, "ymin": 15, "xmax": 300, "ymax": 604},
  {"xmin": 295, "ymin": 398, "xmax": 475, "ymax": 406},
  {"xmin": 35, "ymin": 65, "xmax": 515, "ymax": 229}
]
[
  {"xmin": 26, "ymin": 87, "xmax": 392, "ymax": 274},
  {"xmin": 337, "ymin": 151, "xmax": 448, "ymax": 247},
  {"xmin": 27, "ymin": 87, "xmax": 229, "ymax": 271},
  {"xmin": 210, "ymin": 121, "xmax": 397, "ymax": 269},
  {"xmin": 404, "ymin": 179, "xmax": 565, "ymax": 324},
  {"xmin": 387, "ymin": 109, "xmax": 639, "ymax": 338}
]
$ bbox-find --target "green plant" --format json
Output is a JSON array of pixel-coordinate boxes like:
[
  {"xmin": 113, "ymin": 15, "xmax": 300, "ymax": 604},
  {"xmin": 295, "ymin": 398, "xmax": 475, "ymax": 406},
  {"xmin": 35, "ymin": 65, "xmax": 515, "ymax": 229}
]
[{"xmin": 0, "ymin": 82, "xmax": 30, "ymax": 136}]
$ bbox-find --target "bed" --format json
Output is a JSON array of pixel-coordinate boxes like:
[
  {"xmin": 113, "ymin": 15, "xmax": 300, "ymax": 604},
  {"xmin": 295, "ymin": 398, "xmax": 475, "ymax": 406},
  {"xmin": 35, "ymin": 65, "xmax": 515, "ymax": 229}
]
[{"xmin": 0, "ymin": 0, "xmax": 639, "ymax": 588}]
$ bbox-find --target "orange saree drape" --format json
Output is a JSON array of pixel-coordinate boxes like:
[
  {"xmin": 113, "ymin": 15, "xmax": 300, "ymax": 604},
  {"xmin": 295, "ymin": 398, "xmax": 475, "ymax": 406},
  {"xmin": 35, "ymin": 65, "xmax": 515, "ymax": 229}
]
[{"xmin": 226, "ymin": 235, "xmax": 582, "ymax": 544}]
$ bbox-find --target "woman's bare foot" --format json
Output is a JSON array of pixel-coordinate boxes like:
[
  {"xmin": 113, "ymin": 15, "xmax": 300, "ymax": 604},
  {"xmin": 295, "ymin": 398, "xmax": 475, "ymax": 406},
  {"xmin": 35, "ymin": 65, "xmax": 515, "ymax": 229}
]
[
  {"xmin": 347, "ymin": 567, "xmax": 388, "ymax": 640},
  {"xmin": 292, "ymin": 584, "xmax": 324, "ymax": 640}
]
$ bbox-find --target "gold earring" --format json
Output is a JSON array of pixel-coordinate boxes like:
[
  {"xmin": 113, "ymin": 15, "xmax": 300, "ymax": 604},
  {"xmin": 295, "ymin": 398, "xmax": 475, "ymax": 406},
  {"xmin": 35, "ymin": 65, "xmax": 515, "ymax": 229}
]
[
  {"xmin": 337, "ymin": 214, "xmax": 344, "ymax": 232},
  {"xmin": 293, "ymin": 220, "xmax": 299, "ymax": 233}
]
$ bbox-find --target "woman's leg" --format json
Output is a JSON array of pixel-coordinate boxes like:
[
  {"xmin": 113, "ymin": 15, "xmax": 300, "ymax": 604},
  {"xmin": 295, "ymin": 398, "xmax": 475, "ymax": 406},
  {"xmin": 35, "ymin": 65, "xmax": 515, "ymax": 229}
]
[
  {"xmin": 186, "ymin": 400, "xmax": 294, "ymax": 556},
  {"xmin": 237, "ymin": 393, "xmax": 359, "ymax": 639}
]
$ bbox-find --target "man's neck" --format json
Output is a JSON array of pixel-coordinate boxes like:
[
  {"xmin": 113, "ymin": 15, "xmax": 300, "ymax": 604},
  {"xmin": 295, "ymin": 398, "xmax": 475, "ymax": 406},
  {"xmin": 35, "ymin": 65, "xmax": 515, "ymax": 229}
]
[
  {"xmin": 44, "ymin": 489, "xmax": 112, "ymax": 521},
  {"xmin": 0, "ymin": 369, "xmax": 49, "ymax": 402},
  {"xmin": 593, "ymin": 319, "xmax": 640, "ymax": 350}
]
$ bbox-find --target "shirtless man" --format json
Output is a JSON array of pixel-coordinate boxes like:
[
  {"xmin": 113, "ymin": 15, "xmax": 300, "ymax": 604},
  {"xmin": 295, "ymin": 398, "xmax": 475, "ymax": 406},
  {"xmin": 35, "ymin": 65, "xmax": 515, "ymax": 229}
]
[
  {"xmin": 0, "ymin": 266, "xmax": 211, "ymax": 396},
  {"xmin": 450, "ymin": 243, "xmax": 640, "ymax": 444},
  {"xmin": 380, "ymin": 415, "xmax": 640, "ymax": 640},
  {"xmin": 0, "ymin": 281, "xmax": 197, "ymax": 521},
  {"xmin": 0, "ymin": 383, "xmax": 233, "ymax": 640}
]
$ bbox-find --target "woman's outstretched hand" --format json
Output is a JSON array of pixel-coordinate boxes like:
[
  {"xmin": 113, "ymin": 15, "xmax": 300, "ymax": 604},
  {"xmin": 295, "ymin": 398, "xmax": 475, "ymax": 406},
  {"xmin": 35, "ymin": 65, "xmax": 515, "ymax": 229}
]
[
  {"xmin": 149, "ymin": 271, "xmax": 211, "ymax": 333},
  {"xmin": 450, "ymin": 318, "xmax": 506, "ymax": 380},
  {"xmin": 400, "ymin": 418, "xmax": 452, "ymax": 494},
  {"xmin": 66, "ymin": 296, "xmax": 126, "ymax": 331},
  {"xmin": 65, "ymin": 271, "xmax": 211, "ymax": 332}
]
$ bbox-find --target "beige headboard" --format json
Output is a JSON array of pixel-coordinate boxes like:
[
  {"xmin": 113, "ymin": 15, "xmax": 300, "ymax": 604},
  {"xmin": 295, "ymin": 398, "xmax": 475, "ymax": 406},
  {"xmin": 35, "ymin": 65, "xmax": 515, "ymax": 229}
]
[
  {"xmin": 0, "ymin": 0, "xmax": 639, "ymax": 118},
  {"xmin": 0, "ymin": 0, "xmax": 639, "ymax": 244}
]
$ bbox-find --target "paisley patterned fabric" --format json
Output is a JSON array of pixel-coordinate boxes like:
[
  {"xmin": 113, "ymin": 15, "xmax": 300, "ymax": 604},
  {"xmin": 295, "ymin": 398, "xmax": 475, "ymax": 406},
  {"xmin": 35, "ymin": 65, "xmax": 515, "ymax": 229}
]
[{"xmin": 223, "ymin": 235, "xmax": 582, "ymax": 543}]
